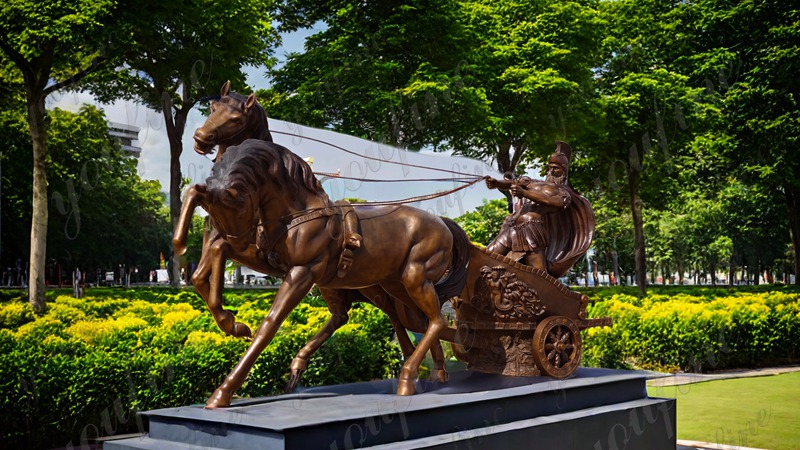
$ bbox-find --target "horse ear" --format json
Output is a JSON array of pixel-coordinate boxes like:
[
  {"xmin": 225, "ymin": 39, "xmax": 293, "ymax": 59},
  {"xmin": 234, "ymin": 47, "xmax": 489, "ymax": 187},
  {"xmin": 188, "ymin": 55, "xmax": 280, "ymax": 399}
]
[
  {"xmin": 244, "ymin": 93, "xmax": 257, "ymax": 111},
  {"xmin": 227, "ymin": 188, "xmax": 239, "ymax": 200},
  {"xmin": 221, "ymin": 80, "xmax": 231, "ymax": 97}
]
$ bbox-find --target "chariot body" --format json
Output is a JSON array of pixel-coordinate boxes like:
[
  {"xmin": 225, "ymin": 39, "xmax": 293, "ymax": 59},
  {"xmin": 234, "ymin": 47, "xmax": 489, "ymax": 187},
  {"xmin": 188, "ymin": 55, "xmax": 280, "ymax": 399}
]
[{"xmin": 444, "ymin": 246, "xmax": 612, "ymax": 378}]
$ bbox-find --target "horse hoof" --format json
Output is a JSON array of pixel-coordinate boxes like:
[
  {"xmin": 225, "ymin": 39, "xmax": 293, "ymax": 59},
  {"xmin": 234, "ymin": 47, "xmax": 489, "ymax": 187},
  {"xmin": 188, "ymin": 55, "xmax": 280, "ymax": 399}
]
[
  {"xmin": 429, "ymin": 369, "xmax": 449, "ymax": 383},
  {"xmin": 232, "ymin": 322, "xmax": 252, "ymax": 339},
  {"xmin": 397, "ymin": 378, "xmax": 416, "ymax": 396},
  {"xmin": 205, "ymin": 388, "xmax": 232, "ymax": 409},
  {"xmin": 285, "ymin": 369, "xmax": 304, "ymax": 393}
]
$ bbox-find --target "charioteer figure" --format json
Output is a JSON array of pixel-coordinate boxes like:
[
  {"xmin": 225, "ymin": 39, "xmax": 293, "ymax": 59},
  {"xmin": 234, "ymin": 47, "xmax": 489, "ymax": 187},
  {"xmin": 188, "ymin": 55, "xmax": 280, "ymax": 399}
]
[{"xmin": 485, "ymin": 141, "xmax": 595, "ymax": 278}]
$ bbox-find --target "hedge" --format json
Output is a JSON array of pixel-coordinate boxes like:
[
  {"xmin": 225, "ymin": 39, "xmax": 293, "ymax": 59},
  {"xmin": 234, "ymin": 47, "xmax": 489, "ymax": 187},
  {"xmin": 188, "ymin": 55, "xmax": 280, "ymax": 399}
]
[
  {"xmin": 582, "ymin": 291, "xmax": 800, "ymax": 372},
  {"xmin": 0, "ymin": 289, "xmax": 401, "ymax": 449}
]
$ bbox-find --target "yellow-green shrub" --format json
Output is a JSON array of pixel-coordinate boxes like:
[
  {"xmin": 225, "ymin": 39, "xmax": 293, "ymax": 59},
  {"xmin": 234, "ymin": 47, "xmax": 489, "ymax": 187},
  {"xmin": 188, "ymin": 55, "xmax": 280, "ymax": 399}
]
[{"xmin": 583, "ymin": 291, "xmax": 800, "ymax": 372}]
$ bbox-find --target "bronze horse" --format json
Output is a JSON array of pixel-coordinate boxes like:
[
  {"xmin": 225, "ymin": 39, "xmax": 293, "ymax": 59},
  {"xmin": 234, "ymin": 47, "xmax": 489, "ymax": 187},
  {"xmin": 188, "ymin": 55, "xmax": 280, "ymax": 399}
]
[
  {"xmin": 186, "ymin": 82, "xmax": 451, "ymax": 394},
  {"xmin": 174, "ymin": 141, "xmax": 470, "ymax": 408}
]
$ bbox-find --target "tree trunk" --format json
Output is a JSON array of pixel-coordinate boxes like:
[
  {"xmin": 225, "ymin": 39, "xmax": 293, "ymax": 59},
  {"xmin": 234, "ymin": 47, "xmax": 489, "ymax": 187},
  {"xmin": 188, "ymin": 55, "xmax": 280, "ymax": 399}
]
[
  {"xmin": 629, "ymin": 171, "xmax": 647, "ymax": 295},
  {"xmin": 728, "ymin": 258, "xmax": 735, "ymax": 286},
  {"xmin": 786, "ymin": 186, "xmax": 800, "ymax": 285},
  {"xmin": 162, "ymin": 91, "xmax": 192, "ymax": 289},
  {"xmin": 26, "ymin": 89, "xmax": 48, "ymax": 313}
]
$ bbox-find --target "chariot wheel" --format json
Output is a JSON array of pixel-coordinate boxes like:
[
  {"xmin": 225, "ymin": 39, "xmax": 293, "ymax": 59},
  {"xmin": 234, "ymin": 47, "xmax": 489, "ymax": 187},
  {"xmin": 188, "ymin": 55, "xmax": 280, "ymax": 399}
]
[{"xmin": 532, "ymin": 315, "xmax": 582, "ymax": 378}]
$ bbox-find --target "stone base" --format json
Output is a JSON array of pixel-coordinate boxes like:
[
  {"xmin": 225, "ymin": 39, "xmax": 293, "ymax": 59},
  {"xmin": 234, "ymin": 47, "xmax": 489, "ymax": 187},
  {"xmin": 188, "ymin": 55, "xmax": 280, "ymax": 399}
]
[{"xmin": 105, "ymin": 368, "xmax": 675, "ymax": 450}]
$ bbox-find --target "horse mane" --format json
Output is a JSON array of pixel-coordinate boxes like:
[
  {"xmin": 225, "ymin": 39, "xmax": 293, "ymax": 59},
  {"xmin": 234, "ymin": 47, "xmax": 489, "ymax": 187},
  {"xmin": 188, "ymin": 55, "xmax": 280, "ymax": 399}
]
[
  {"xmin": 205, "ymin": 141, "xmax": 326, "ymax": 207},
  {"xmin": 223, "ymin": 91, "xmax": 273, "ymax": 142}
]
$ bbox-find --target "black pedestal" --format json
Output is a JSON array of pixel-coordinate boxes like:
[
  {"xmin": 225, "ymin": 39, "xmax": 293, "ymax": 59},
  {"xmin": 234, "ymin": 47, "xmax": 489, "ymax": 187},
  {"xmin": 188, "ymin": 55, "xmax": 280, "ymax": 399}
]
[{"xmin": 105, "ymin": 368, "xmax": 675, "ymax": 449}]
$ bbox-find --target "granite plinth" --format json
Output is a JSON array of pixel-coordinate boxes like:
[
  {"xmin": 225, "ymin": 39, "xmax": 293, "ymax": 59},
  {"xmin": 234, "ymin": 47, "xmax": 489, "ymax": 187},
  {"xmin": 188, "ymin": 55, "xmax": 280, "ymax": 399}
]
[{"xmin": 104, "ymin": 368, "xmax": 676, "ymax": 450}]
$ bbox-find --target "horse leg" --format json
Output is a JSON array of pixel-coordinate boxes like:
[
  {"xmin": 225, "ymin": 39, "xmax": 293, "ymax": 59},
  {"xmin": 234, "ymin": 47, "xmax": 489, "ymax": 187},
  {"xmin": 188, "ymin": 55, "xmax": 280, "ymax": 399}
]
[
  {"xmin": 381, "ymin": 277, "xmax": 446, "ymax": 395},
  {"xmin": 428, "ymin": 339, "xmax": 449, "ymax": 383},
  {"xmin": 193, "ymin": 231, "xmax": 252, "ymax": 338},
  {"xmin": 360, "ymin": 286, "xmax": 416, "ymax": 359},
  {"xmin": 376, "ymin": 283, "xmax": 448, "ymax": 386},
  {"xmin": 389, "ymin": 300, "xmax": 448, "ymax": 380},
  {"xmin": 206, "ymin": 265, "xmax": 315, "ymax": 408},
  {"xmin": 285, "ymin": 287, "xmax": 352, "ymax": 393}
]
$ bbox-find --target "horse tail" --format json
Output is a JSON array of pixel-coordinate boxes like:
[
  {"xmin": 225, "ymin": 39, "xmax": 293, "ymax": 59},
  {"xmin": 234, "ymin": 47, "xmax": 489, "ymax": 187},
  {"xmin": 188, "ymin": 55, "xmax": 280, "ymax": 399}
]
[{"xmin": 435, "ymin": 217, "xmax": 472, "ymax": 302}]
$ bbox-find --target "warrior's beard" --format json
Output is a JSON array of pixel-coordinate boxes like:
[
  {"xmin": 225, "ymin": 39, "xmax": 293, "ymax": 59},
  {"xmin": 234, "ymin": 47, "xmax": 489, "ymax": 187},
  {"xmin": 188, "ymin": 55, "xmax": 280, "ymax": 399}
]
[{"xmin": 545, "ymin": 172, "xmax": 568, "ymax": 185}]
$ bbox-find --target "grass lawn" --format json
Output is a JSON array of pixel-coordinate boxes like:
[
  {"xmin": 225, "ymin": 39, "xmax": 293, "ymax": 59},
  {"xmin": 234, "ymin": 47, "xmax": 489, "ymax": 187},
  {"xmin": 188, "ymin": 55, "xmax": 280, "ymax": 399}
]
[{"xmin": 647, "ymin": 372, "xmax": 800, "ymax": 450}]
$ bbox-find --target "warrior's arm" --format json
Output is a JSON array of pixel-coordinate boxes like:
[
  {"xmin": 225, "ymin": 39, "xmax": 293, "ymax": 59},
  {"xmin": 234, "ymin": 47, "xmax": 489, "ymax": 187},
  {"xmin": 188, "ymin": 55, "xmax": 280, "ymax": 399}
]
[{"xmin": 512, "ymin": 182, "xmax": 572, "ymax": 208}]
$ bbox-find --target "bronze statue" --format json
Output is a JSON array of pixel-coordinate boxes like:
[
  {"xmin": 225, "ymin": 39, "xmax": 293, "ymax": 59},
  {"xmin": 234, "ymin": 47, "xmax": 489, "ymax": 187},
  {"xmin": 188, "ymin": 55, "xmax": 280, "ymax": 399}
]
[
  {"xmin": 485, "ymin": 142, "xmax": 594, "ymax": 277},
  {"xmin": 174, "ymin": 92, "xmax": 609, "ymax": 407}
]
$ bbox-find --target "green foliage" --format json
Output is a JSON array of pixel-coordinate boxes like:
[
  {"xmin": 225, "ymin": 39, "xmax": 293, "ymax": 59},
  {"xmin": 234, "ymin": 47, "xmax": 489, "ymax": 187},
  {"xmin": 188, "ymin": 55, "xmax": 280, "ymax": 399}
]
[
  {"xmin": 453, "ymin": 199, "xmax": 508, "ymax": 246},
  {"xmin": 0, "ymin": 288, "xmax": 401, "ymax": 448},
  {"xmin": 583, "ymin": 290, "xmax": 800, "ymax": 372}
]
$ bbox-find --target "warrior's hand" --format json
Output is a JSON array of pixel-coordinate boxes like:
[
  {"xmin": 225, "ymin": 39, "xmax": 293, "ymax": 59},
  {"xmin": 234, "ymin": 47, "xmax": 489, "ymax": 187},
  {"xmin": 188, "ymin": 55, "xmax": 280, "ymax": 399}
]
[
  {"xmin": 510, "ymin": 184, "xmax": 527, "ymax": 198},
  {"xmin": 486, "ymin": 176, "xmax": 514, "ymax": 190}
]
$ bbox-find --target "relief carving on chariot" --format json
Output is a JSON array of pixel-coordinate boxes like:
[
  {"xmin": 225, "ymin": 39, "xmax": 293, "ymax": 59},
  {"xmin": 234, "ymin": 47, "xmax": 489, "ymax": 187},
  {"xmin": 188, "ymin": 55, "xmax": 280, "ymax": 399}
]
[{"xmin": 173, "ymin": 82, "xmax": 612, "ymax": 408}]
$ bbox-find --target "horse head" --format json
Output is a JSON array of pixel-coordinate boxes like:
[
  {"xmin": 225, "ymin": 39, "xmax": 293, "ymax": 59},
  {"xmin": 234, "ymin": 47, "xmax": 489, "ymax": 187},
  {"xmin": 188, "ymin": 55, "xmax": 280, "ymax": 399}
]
[{"xmin": 194, "ymin": 80, "xmax": 272, "ymax": 162}]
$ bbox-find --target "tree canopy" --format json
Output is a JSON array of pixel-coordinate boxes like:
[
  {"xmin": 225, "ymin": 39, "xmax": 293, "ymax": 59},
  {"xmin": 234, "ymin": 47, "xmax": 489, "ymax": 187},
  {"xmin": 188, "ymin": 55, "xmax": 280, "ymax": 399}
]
[
  {"xmin": 264, "ymin": 0, "xmax": 604, "ymax": 182},
  {"xmin": 0, "ymin": 0, "xmax": 129, "ymax": 311}
]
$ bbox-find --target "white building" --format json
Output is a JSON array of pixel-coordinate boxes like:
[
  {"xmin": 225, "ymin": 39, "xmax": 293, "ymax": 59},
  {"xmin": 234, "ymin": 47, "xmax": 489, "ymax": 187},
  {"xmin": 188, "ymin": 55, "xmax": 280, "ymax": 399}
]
[{"xmin": 108, "ymin": 121, "xmax": 142, "ymax": 159}]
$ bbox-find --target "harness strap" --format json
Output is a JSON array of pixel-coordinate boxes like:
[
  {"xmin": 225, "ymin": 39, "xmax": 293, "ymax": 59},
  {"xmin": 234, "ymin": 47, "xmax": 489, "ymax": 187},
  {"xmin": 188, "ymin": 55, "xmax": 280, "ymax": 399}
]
[
  {"xmin": 334, "ymin": 200, "xmax": 362, "ymax": 278},
  {"xmin": 258, "ymin": 206, "xmax": 354, "ymax": 276}
]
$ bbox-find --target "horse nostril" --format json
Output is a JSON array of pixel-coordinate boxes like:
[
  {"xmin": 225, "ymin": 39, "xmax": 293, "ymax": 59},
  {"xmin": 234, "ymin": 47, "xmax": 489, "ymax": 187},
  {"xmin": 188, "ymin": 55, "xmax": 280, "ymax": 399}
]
[{"xmin": 195, "ymin": 128, "xmax": 215, "ymax": 142}]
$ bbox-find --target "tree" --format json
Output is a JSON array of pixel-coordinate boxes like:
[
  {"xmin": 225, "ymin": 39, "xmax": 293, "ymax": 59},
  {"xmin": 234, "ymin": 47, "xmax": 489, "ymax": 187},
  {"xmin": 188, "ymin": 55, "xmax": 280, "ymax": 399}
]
[
  {"xmin": 87, "ymin": 0, "xmax": 279, "ymax": 287},
  {"xmin": 0, "ymin": 0, "xmax": 125, "ymax": 311},
  {"xmin": 265, "ymin": 0, "xmax": 605, "ymax": 210}
]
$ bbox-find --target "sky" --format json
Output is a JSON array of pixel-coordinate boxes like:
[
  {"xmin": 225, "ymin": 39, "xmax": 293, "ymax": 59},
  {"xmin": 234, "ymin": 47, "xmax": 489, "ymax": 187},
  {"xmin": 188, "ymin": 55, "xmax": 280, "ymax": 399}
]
[{"xmin": 46, "ymin": 26, "xmax": 505, "ymax": 218}]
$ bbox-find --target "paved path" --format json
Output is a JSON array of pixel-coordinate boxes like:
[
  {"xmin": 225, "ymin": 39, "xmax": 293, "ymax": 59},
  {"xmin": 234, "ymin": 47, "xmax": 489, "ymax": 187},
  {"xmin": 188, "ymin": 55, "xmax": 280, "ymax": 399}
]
[
  {"xmin": 648, "ymin": 365, "xmax": 800, "ymax": 388},
  {"xmin": 647, "ymin": 366, "xmax": 800, "ymax": 450}
]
